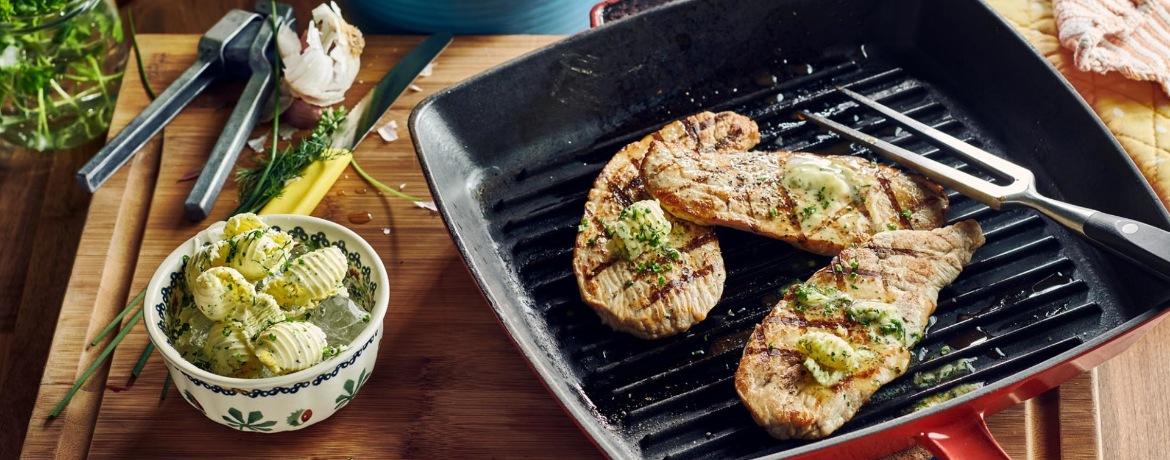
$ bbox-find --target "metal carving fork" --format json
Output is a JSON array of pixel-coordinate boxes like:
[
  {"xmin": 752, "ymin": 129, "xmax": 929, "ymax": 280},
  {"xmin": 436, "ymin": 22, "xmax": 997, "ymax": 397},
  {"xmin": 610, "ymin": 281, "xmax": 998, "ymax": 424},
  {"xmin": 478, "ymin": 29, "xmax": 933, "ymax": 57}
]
[{"xmin": 802, "ymin": 87, "xmax": 1170, "ymax": 280}]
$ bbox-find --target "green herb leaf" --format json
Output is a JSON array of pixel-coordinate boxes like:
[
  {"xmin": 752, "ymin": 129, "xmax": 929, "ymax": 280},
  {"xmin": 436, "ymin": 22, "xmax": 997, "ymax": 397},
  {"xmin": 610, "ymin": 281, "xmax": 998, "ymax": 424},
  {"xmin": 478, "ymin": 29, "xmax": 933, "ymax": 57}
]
[{"xmin": 233, "ymin": 108, "xmax": 349, "ymax": 215}]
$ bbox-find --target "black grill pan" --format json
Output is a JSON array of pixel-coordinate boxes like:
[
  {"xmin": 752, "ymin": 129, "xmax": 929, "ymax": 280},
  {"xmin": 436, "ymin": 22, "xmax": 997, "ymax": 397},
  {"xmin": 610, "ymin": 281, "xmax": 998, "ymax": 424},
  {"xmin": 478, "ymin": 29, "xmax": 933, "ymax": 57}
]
[{"xmin": 409, "ymin": 0, "xmax": 1170, "ymax": 458}]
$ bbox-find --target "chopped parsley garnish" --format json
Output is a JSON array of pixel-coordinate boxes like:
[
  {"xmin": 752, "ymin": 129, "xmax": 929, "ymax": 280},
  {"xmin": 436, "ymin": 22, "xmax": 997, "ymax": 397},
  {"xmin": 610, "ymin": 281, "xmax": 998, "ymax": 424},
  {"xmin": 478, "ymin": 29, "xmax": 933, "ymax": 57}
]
[
  {"xmin": 879, "ymin": 318, "xmax": 905, "ymax": 340},
  {"xmin": 887, "ymin": 223, "xmax": 898, "ymax": 230},
  {"xmin": 800, "ymin": 206, "xmax": 818, "ymax": 220},
  {"xmin": 901, "ymin": 209, "xmax": 913, "ymax": 219},
  {"xmin": 578, "ymin": 218, "xmax": 589, "ymax": 232}
]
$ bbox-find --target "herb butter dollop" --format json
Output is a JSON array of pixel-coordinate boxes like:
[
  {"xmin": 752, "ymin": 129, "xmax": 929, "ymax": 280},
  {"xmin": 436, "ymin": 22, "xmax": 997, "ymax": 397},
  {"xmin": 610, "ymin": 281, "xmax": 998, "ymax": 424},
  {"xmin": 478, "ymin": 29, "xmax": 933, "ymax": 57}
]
[
  {"xmin": 611, "ymin": 199, "xmax": 673, "ymax": 259},
  {"xmin": 173, "ymin": 213, "xmax": 366, "ymax": 378}
]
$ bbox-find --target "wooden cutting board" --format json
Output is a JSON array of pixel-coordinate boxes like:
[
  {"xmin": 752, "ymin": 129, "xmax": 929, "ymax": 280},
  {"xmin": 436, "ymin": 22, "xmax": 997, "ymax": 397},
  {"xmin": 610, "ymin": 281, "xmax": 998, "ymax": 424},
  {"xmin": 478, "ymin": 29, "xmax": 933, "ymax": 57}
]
[{"xmin": 19, "ymin": 34, "xmax": 1101, "ymax": 460}]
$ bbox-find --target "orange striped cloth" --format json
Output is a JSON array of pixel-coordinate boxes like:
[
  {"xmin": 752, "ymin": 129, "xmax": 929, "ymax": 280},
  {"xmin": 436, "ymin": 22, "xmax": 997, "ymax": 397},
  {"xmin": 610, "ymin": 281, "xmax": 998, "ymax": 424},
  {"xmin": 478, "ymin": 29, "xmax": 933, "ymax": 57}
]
[{"xmin": 1054, "ymin": 0, "xmax": 1170, "ymax": 94}]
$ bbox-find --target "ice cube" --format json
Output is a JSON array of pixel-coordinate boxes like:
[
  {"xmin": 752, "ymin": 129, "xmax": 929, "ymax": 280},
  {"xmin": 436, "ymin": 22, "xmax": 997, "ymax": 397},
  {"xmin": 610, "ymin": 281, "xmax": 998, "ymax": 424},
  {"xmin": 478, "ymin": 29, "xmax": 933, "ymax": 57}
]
[
  {"xmin": 255, "ymin": 366, "xmax": 278, "ymax": 379},
  {"xmin": 173, "ymin": 307, "xmax": 215, "ymax": 358},
  {"xmin": 308, "ymin": 296, "xmax": 371, "ymax": 347}
]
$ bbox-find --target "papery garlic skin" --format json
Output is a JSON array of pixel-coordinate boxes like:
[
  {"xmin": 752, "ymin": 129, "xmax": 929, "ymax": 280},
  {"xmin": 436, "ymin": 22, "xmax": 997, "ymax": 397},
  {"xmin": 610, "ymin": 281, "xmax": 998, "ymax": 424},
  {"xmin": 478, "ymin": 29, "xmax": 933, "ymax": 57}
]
[
  {"xmin": 253, "ymin": 321, "xmax": 328, "ymax": 375},
  {"xmin": 276, "ymin": 1, "xmax": 363, "ymax": 107},
  {"xmin": 193, "ymin": 267, "xmax": 253, "ymax": 321}
]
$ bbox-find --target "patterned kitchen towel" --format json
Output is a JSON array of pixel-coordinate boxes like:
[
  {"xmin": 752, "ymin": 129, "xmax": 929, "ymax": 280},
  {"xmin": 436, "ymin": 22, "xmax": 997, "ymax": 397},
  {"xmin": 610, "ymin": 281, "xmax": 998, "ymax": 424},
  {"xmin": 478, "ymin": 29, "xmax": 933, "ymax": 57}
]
[{"xmin": 1054, "ymin": 0, "xmax": 1170, "ymax": 95}]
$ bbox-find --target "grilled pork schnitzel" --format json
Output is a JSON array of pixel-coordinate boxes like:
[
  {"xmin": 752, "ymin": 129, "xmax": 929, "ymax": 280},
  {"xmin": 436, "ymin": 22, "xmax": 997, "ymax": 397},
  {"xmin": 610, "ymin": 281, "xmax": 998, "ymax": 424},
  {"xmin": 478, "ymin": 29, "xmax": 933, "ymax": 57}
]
[
  {"xmin": 641, "ymin": 143, "xmax": 948, "ymax": 256},
  {"xmin": 573, "ymin": 112, "xmax": 759, "ymax": 339},
  {"xmin": 735, "ymin": 220, "xmax": 984, "ymax": 439}
]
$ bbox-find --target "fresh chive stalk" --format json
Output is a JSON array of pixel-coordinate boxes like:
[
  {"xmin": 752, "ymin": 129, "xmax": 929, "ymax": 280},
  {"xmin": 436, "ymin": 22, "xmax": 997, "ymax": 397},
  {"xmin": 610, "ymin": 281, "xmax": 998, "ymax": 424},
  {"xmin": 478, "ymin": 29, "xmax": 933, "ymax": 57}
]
[
  {"xmin": 127, "ymin": 10, "xmax": 156, "ymax": 100},
  {"xmin": 131, "ymin": 342, "xmax": 155, "ymax": 378},
  {"xmin": 50, "ymin": 306, "xmax": 144, "ymax": 418},
  {"xmin": 351, "ymin": 158, "xmax": 421, "ymax": 202},
  {"xmin": 160, "ymin": 374, "xmax": 172, "ymax": 400},
  {"xmin": 89, "ymin": 289, "xmax": 144, "ymax": 347}
]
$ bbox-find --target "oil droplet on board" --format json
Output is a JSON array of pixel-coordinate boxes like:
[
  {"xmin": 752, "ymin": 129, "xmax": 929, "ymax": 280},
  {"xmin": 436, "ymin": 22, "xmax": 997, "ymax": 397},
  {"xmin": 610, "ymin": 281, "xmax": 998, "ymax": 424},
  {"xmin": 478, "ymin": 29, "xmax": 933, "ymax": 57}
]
[
  {"xmin": 348, "ymin": 212, "xmax": 372, "ymax": 224},
  {"xmin": 355, "ymin": 188, "xmax": 369, "ymax": 195},
  {"xmin": 336, "ymin": 190, "xmax": 346, "ymax": 197}
]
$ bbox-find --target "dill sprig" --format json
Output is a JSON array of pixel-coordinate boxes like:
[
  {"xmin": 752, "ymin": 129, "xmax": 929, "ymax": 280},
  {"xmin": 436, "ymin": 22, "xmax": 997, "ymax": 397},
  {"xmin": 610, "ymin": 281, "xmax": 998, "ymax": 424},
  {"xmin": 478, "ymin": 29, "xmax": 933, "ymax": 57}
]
[{"xmin": 232, "ymin": 107, "xmax": 348, "ymax": 215}]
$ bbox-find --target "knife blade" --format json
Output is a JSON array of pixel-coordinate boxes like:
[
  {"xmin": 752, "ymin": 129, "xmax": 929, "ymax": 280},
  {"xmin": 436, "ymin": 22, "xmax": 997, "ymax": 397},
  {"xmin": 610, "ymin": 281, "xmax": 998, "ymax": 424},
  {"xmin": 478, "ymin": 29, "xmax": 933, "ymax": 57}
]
[
  {"xmin": 256, "ymin": 33, "xmax": 452, "ymax": 216},
  {"xmin": 332, "ymin": 33, "xmax": 453, "ymax": 151}
]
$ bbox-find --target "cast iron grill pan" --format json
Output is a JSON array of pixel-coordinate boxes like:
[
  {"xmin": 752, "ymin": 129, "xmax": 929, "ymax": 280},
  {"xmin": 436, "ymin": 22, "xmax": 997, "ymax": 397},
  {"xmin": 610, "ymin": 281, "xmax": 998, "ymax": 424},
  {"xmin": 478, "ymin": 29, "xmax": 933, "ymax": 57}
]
[
  {"xmin": 411, "ymin": 1, "xmax": 1170, "ymax": 459},
  {"xmin": 503, "ymin": 55, "xmax": 1094, "ymax": 460}
]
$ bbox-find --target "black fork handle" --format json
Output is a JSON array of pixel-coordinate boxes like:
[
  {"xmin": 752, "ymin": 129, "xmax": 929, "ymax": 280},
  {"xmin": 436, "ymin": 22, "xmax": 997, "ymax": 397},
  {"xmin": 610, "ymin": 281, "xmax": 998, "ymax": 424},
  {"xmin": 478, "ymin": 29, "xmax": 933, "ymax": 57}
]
[
  {"xmin": 75, "ymin": 57, "xmax": 221, "ymax": 192},
  {"xmin": 1083, "ymin": 212, "xmax": 1170, "ymax": 281}
]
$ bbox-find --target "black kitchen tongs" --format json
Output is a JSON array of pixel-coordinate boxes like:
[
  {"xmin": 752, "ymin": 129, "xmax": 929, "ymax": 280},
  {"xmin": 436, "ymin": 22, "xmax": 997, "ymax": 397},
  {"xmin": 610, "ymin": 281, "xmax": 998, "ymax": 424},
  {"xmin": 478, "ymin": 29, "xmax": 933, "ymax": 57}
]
[
  {"xmin": 802, "ymin": 87, "xmax": 1170, "ymax": 281},
  {"xmin": 75, "ymin": 2, "xmax": 294, "ymax": 217}
]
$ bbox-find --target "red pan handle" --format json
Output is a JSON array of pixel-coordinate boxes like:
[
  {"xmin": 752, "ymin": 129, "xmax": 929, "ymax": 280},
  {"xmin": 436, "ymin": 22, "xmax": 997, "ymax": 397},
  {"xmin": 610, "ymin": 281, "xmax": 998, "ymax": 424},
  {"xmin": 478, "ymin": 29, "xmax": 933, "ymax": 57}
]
[
  {"xmin": 590, "ymin": 0, "xmax": 621, "ymax": 28},
  {"xmin": 915, "ymin": 412, "xmax": 1011, "ymax": 460}
]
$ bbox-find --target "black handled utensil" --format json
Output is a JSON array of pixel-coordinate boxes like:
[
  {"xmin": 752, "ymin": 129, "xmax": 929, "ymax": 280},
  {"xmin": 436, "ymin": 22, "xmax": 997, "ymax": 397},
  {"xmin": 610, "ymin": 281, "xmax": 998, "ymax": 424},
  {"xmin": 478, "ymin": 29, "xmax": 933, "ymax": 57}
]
[
  {"xmin": 75, "ymin": 9, "xmax": 263, "ymax": 193},
  {"xmin": 802, "ymin": 87, "xmax": 1170, "ymax": 280},
  {"xmin": 184, "ymin": 2, "xmax": 294, "ymax": 221}
]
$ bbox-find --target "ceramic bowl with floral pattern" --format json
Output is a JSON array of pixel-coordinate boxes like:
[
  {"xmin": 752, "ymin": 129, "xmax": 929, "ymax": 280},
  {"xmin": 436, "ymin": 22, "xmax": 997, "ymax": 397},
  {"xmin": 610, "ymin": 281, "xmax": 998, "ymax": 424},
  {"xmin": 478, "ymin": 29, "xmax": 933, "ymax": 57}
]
[{"xmin": 143, "ymin": 214, "xmax": 389, "ymax": 432}]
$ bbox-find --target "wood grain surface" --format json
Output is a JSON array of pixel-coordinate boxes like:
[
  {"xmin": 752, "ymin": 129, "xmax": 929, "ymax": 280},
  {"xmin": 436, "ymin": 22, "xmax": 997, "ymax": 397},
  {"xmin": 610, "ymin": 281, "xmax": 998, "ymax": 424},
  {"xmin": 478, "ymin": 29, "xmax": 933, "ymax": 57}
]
[
  {"xmin": 0, "ymin": 2, "xmax": 329, "ymax": 457},
  {"xmin": 15, "ymin": 32, "xmax": 1102, "ymax": 460}
]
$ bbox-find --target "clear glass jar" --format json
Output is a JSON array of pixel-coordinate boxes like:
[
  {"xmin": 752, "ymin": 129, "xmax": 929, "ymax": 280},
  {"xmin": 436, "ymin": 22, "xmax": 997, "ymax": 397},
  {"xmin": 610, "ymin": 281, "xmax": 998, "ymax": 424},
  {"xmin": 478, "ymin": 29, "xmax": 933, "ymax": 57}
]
[{"xmin": 0, "ymin": 0, "xmax": 129, "ymax": 151}]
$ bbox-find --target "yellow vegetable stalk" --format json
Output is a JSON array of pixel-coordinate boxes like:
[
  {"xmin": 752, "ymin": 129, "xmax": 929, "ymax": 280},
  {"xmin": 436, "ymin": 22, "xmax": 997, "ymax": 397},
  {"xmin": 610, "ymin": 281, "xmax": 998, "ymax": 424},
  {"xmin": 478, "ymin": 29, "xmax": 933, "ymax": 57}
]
[{"xmin": 259, "ymin": 149, "xmax": 352, "ymax": 216}]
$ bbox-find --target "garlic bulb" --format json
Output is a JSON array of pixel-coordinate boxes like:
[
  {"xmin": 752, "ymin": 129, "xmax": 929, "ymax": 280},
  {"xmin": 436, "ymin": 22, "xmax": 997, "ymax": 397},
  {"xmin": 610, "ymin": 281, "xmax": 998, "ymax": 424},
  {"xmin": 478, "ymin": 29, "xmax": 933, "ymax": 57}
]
[
  {"xmin": 284, "ymin": 246, "xmax": 348, "ymax": 303},
  {"xmin": 193, "ymin": 267, "xmax": 253, "ymax": 321},
  {"xmin": 206, "ymin": 322, "xmax": 261, "ymax": 378},
  {"xmin": 253, "ymin": 321, "xmax": 328, "ymax": 375},
  {"xmin": 276, "ymin": 1, "xmax": 364, "ymax": 107}
]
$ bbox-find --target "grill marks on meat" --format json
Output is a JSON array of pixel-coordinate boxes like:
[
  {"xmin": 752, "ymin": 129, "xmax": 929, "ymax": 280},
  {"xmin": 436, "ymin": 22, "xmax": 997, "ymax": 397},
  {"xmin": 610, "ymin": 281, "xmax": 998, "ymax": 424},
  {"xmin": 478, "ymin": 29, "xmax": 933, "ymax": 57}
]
[
  {"xmin": 573, "ymin": 112, "xmax": 759, "ymax": 339},
  {"xmin": 641, "ymin": 143, "xmax": 949, "ymax": 256},
  {"xmin": 735, "ymin": 221, "xmax": 985, "ymax": 440}
]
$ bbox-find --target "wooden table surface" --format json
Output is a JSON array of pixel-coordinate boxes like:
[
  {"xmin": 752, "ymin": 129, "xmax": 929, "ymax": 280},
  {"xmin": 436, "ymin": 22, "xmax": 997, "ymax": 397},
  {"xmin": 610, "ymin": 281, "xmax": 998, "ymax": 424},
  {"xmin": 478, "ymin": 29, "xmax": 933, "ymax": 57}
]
[{"xmin": 0, "ymin": 1, "xmax": 1164, "ymax": 459}]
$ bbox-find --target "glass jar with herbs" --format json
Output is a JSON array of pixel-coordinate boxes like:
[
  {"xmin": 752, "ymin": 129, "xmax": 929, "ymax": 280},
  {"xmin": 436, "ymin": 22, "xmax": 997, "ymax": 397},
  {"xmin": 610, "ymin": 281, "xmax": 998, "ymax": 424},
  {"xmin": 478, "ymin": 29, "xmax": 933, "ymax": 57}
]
[{"xmin": 0, "ymin": 0, "xmax": 128, "ymax": 151}]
